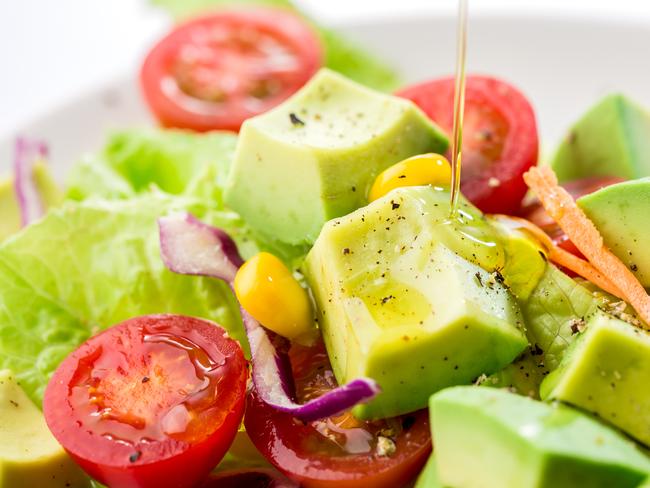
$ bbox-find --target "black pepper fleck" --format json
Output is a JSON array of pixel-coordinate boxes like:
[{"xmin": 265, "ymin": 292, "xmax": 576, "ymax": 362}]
[{"xmin": 289, "ymin": 112, "xmax": 305, "ymax": 126}]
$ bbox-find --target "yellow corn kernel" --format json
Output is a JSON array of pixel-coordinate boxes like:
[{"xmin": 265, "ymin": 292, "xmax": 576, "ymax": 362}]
[
  {"xmin": 368, "ymin": 153, "xmax": 452, "ymax": 202},
  {"xmin": 234, "ymin": 252, "xmax": 315, "ymax": 343}
]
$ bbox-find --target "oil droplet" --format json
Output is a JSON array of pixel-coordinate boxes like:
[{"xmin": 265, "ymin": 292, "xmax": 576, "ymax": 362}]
[{"xmin": 350, "ymin": 275, "xmax": 432, "ymax": 329}]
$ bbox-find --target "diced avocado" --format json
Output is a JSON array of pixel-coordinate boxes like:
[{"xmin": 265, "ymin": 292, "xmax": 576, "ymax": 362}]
[
  {"xmin": 0, "ymin": 162, "xmax": 62, "ymax": 241},
  {"xmin": 431, "ymin": 386, "xmax": 650, "ymax": 488},
  {"xmin": 304, "ymin": 186, "xmax": 527, "ymax": 419},
  {"xmin": 489, "ymin": 217, "xmax": 548, "ymax": 301},
  {"xmin": 224, "ymin": 69, "xmax": 448, "ymax": 245},
  {"xmin": 577, "ymin": 178, "xmax": 650, "ymax": 286},
  {"xmin": 415, "ymin": 455, "xmax": 446, "ymax": 488},
  {"xmin": 542, "ymin": 312, "xmax": 650, "ymax": 447},
  {"xmin": 551, "ymin": 94, "xmax": 650, "ymax": 182},
  {"xmin": 0, "ymin": 370, "xmax": 89, "ymax": 488},
  {"xmin": 520, "ymin": 264, "xmax": 602, "ymax": 372}
]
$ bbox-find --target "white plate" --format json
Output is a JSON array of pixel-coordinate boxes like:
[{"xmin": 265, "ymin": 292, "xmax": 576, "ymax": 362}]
[{"xmin": 1, "ymin": 10, "xmax": 650, "ymax": 179}]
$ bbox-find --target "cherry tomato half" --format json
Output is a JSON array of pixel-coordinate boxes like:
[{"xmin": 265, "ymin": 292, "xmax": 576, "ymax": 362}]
[
  {"xmin": 201, "ymin": 468, "xmax": 298, "ymax": 488},
  {"xmin": 44, "ymin": 314, "xmax": 248, "ymax": 488},
  {"xmin": 140, "ymin": 8, "xmax": 323, "ymax": 132},
  {"xmin": 244, "ymin": 342, "xmax": 431, "ymax": 488},
  {"xmin": 522, "ymin": 175, "xmax": 624, "ymax": 256},
  {"xmin": 397, "ymin": 75, "xmax": 539, "ymax": 215}
]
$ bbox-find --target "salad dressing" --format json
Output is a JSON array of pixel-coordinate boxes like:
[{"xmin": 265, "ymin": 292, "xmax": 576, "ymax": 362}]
[{"xmin": 449, "ymin": 0, "xmax": 468, "ymax": 216}]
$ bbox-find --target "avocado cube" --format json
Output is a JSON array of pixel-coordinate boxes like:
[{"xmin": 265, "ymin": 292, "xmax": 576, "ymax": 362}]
[
  {"xmin": 415, "ymin": 455, "xmax": 446, "ymax": 488},
  {"xmin": 0, "ymin": 370, "xmax": 90, "ymax": 487},
  {"xmin": 551, "ymin": 94, "xmax": 650, "ymax": 182},
  {"xmin": 431, "ymin": 386, "xmax": 650, "ymax": 488},
  {"xmin": 578, "ymin": 178, "xmax": 650, "ymax": 286},
  {"xmin": 541, "ymin": 312, "xmax": 650, "ymax": 447},
  {"xmin": 303, "ymin": 186, "xmax": 527, "ymax": 419},
  {"xmin": 224, "ymin": 69, "xmax": 448, "ymax": 245}
]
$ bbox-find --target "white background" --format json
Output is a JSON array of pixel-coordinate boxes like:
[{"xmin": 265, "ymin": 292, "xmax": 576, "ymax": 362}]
[{"xmin": 2, "ymin": 0, "xmax": 650, "ymax": 137}]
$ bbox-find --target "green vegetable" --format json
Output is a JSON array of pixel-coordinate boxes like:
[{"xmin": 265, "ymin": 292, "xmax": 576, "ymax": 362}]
[
  {"xmin": 521, "ymin": 265, "xmax": 601, "ymax": 371},
  {"xmin": 149, "ymin": 0, "xmax": 401, "ymax": 91},
  {"xmin": 66, "ymin": 128, "xmax": 306, "ymax": 265},
  {"xmin": 66, "ymin": 128, "xmax": 238, "ymax": 204},
  {"xmin": 0, "ymin": 194, "xmax": 251, "ymax": 405}
]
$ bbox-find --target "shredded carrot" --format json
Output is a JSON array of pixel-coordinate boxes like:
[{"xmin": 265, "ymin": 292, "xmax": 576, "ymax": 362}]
[
  {"xmin": 493, "ymin": 214, "xmax": 625, "ymax": 300},
  {"xmin": 548, "ymin": 245, "xmax": 625, "ymax": 300},
  {"xmin": 523, "ymin": 166, "xmax": 650, "ymax": 327}
]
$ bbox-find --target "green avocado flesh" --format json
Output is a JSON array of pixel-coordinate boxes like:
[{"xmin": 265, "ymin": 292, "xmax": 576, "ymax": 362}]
[
  {"xmin": 551, "ymin": 94, "xmax": 650, "ymax": 182},
  {"xmin": 578, "ymin": 178, "xmax": 650, "ymax": 287},
  {"xmin": 304, "ymin": 186, "xmax": 527, "ymax": 419},
  {"xmin": 0, "ymin": 370, "xmax": 89, "ymax": 488},
  {"xmin": 431, "ymin": 386, "xmax": 650, "ymax": 488},
  {"xmin": 225, "ymin": 69, "xmax": 448, "ymax": 245},
  {"xmin": 542, "ymin": 312, "xmax": 650, "ymax": 447},
  {"xmin": 415, "ymin": 455, "xmax": 446, "ymax": 488}
]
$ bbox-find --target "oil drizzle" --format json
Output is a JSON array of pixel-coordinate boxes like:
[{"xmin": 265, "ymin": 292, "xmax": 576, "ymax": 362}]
[{"xmin": 450, "ymin": 0, "xmax": 469, "ymax": 216}]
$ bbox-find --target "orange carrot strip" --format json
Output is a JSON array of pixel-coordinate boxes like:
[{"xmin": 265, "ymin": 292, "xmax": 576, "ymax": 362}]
[
  {"xmin": 493, "ymin": 214, "xmax": 625, "ymax": 300},
  {"xmin": 548, "ymin": 245, "xmax": 625, "ymax": 300},
  {"xmin": 524, "ymin": 166, "xmax": 650, "ymax": 325}
]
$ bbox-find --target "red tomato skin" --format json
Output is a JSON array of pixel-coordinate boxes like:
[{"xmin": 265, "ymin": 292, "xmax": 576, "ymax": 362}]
[
  {"xmin": 244, "ymin": 341, "xmax": 431, "ymax": 488},
  {"xmin": 140, "ymin": 8, "xmax": 323, "ymax": 132},
  {"xmin": 44, "ymin": 314, "xmax": 248, "ymax": 488},
  {"xmin": 245, "ymin": 391, "xmax": 431, "ymax": 488},
  {"xmin": 397, "ymin": 75, "xmax": 539, "ymax": 215}
]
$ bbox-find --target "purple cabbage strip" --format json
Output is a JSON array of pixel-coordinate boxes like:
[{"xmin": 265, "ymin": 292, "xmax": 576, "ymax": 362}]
[
  {"xmin": 158, "ymin": 212, "xmax": 380, "ymax": 422},
  {"xmin": 202, "ymin": 468, "xmax": 299, "ymax": 487},
  {"xmin": 13, "ymin": 136, "xmax": 48, "ymax": 227}
]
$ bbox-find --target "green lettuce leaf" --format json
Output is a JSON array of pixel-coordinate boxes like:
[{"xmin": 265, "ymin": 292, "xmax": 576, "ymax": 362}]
[
  {"xmin": 0, "ymin": 194, "xmax": 252, "ymax": 405},
  {"xmin": 66, "ymin": 128, "xmax": 238, "ymax": 204},
  {"xmin": 66, "ymin": 128, "xmax": 308, "ymax": 266},
  {"xmin": 521, "ymin": 264, "xmax": 601, "ymax": 371},
  {"xmin": 149, "ymin": 0, "xmax": 401, "ymax": 91}
]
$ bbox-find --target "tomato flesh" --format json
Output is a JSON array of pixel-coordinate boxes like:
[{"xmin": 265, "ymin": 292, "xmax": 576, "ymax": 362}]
[
  {"xmin": 140, "ymin": 8, "xmax": 323, "ymax": 132},
  {"xmin": 397, "ymin": 75, "xmax": 539, "ymax": 215},
  {"xmin": 44, "ymin": 314, "xmax": 248, "ymax": 488},
  {"xmin": 245, "ymin": 342, "xmax": 431, "ymax": 488}
]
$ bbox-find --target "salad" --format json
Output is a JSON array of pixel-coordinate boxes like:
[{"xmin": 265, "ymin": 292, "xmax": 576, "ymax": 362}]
[{"xmin": 2, "ymin": 1, "xmax": 650, "ymax": 487}]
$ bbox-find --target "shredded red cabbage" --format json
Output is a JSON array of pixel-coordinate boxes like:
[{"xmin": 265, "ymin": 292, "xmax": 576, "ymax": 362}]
[
  {"xmin": 13, "ymin": 137, "xmax": 48, "ymax": 227},
  {"xmin": 158, "ymin": 212, "xmax": 380, "ymax": 421}
]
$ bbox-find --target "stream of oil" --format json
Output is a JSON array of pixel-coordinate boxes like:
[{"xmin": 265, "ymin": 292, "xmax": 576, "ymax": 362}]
[{"xmin": 449, "ymin": 0, "xmax": 468, "ymax": 216}]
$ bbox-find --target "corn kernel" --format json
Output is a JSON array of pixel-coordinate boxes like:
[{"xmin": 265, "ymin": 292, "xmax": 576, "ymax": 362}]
[
  {"xmin": 234, "ymin": 252, "xmax": 315, "ymax": 343},
  {"xmin": 368, "ymin": 153, "xmax": 452, "ymax": 202}
]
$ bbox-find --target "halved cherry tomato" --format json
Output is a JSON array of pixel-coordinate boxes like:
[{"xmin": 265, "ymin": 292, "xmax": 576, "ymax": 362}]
[
  {"xmin": 522, "ymin": 175, "xmax": 624, "ymax": 256},
  {"xmin": 201, "ymin": 468, "xmax": 298, "ymax": 488},
  {"xmin": 244, "ymin": 341, "xmax": 431, "ymax": 488},
  {"xmin": 44, "ymin": 314, "xmax": 248, "ymax": 488},
  {"xmin": 140, "ymin": 8, "xmax": 323, "ymax": 132},
  {"xmin": 397, "ymin": 75, "xmax": 539, "ymax": 215}
]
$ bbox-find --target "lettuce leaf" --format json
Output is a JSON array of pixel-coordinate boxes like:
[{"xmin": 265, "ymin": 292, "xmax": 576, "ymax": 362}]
[
  {"xmin": 0, "ymin": 194, "xmax": 252, "ymax": 405},
  {"xmin": 149, "ymin": 0, "xmax": 401, "ymax": 91},
  {"xmin": 66, "ymin": 128, "xmax": 308, "ymax": 265},
  {"xmin": 521, "ymin": 265, "xmax": 601, "ymax": 371},
  {"xmin": 66, "ymin": 128, "xmax": 238, "ymax": 204}
]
